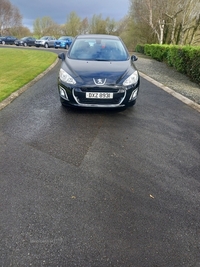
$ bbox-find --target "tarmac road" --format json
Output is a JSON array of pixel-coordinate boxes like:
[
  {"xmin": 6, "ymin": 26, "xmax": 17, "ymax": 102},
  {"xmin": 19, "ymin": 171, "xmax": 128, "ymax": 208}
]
[{"xmin": 0, "ymin": 49, "xmax": 200, "ymax": 266}]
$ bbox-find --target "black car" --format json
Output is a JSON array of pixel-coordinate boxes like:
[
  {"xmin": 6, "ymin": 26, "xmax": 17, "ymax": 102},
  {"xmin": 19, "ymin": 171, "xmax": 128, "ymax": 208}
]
[
  {"xmin": 15, "ymin": 36, "xmax": 36, "ymax": 47},
  {"xmin": 57, "ymin": 34, "xmax": 140, "ymax": 109},
  {"xmin": 0, "ymin": 36, "xmax": 17, "ymax": 45}
]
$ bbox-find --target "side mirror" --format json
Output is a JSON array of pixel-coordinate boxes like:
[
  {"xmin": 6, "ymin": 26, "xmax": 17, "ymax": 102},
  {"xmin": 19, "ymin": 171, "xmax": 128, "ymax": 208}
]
[
  {"xmin": 131, "ymin": 55, "xmax": 138, "ymax": 61},
  {"xmin": 58, "ymin": 53, "xmax": 65, "ymax": 60}
]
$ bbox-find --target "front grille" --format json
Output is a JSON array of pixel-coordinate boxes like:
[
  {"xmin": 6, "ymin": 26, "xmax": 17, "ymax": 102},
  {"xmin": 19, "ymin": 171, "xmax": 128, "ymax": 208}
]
[
  {"xmin": 73, "ymin": 87, "xmax": 126, "ymax": 106},
  {"xmin": 76, "ymin": 97, "xmax": 123, "ymax": 105}
]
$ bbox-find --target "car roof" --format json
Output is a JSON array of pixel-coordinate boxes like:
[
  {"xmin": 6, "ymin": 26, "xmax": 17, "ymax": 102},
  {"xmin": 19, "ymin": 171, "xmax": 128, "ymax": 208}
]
[{"xmin": 76, "ymin": 34, "xmax": 120, "ymax": 40}]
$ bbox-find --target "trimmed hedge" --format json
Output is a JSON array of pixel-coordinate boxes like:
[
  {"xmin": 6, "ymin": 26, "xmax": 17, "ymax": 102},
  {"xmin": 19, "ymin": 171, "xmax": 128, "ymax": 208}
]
[{"xmin": 135, "ymin": 44, "xmax": 200, "ymax": 85}]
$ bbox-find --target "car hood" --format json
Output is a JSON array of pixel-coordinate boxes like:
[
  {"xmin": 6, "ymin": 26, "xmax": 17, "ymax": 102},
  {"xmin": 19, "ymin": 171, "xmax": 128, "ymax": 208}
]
[{"xmin": 63, "ymin": 58, "xmax": 135, "ymax": 85}]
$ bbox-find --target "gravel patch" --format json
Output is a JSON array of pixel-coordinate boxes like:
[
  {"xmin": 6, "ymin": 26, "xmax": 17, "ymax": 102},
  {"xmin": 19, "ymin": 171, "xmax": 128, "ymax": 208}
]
[{"xmin": 134, "ymin": 52, "xmax": 200, "ymax": 105}]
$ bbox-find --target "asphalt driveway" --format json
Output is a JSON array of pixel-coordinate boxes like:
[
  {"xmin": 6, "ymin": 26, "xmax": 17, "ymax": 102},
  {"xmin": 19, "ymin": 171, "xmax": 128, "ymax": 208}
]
[{"xmin": 0, "ymin": 59, "xmax": 200, "ymax": 266}]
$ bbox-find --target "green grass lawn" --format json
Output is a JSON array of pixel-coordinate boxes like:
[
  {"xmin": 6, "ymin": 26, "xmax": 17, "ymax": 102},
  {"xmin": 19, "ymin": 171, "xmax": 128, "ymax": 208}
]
[{"xmin": 0, "ymin": 48, "xmax": 57, "ymax": 102}]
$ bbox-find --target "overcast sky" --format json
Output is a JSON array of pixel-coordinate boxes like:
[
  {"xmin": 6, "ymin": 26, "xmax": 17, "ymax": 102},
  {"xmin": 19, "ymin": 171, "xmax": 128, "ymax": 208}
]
[{"xmin": 10, "ymin": 0, "xmax": 130, "ymax": 30}]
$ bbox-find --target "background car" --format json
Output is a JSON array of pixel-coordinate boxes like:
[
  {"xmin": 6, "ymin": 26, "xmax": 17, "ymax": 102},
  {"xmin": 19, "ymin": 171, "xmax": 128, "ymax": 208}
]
[
  {"xmin": 0, "ymin": 36, "xmax": 17, "ymax": 45},
  {"xmin": 35, "ymin": 36, "xmax": 56, "ymax": 48},
  {"xmin": 54, "ymin": 36, "xmax": 74, "ymax": 49},
  {"xmin": 14, "ymin": 37, "xmax": 36, "ymax": 47},
  {"xmin": 57, "ymin": 34, "xmax": 140, "ymax": 109}
]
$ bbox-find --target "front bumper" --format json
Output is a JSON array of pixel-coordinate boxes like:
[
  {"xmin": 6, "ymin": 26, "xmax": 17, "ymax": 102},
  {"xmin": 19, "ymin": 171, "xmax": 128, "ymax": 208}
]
[
  {"xmin": 35, "ymin": 42, "xmax": 45, "ymax": 47},
  {"xmin": 58, "ymin": 79, "xmax": 140, "ymax": 108},
  {"xmin": 55, "ymin": 42, "xmax": 68, "ymax": 48},
  {"xmin": 15, "ymin": 42, "xmax": 24, "ymax": 46}
]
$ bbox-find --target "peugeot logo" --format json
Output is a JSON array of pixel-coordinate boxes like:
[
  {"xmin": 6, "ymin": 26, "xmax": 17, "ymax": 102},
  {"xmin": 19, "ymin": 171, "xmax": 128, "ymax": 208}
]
[{"xmin": 93, "ymin": 78, "xmax": 106, "ymax": 85}]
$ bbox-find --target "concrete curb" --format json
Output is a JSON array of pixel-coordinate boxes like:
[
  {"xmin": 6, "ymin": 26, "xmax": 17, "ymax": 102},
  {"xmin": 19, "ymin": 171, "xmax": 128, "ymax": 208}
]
[
  {"xmin": 140, "ymin": 72, "xmax": 200, "ymax": 113},
  {"xmin": 0, "ymin": 58, "xmax": 59, "ymax": 111}
]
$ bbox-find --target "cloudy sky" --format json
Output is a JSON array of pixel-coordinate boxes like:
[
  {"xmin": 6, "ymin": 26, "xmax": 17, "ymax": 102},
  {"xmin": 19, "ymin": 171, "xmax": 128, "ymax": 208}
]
[{"xmin": 10, "ymin": 0, "xmax": 130, "ymax": 30}]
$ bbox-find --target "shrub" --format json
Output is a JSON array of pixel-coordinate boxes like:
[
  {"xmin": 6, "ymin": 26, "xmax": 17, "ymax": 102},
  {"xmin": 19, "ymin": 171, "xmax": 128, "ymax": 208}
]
[{"xmin": 140, "ymin": 44, "xmax": 200, "ymax": 85}]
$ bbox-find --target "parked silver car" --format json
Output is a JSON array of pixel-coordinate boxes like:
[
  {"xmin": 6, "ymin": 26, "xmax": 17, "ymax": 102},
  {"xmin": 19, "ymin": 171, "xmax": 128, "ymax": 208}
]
[{"xmin": 35, "ymin": 36, "xmax": 56, "ymax": 48}]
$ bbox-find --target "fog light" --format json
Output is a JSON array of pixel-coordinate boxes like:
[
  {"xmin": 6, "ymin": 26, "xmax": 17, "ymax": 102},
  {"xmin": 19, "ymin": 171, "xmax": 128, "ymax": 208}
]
[
  {"xmin": 129, "ymin": 88, "xmax": 138, "ymax": 100},
  {"xmin": 59, "ymin": 86, "xmax": 69, "ymax": 100}
]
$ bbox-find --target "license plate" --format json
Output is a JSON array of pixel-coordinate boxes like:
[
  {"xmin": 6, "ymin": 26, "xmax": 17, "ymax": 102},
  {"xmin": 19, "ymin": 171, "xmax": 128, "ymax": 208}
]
[{"xmin": 86, "ymin": 92, "xmax": 113, "ymax": 99}]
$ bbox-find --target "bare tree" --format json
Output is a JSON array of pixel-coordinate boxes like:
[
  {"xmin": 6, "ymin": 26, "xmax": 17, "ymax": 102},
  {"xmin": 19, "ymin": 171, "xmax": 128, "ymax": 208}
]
[
  {"xmin": 130, "ymin": 0, "xmax": 168, "ymax": 44},
  {"xmin": 0, "ymin": 0, "xmax": 22, "ymax": 35},
  {"xmin": 165, "ymin": 9, "xmax": 183, "ymax": 44},
  {"xmin": 80, "ymin": 18, "xmax": 89, "ymax": 34},
  {"xmin": 33, "ymin": 16, "xmax": 59, "ymax": 38},
  {"xmin": 129, "ymin": 0, "xmax": 200, "ymax": 45},
  {"xmin": 189, "ymin": 14, "xmax": 200, "ymax": 45},
  {"xmin": 89, "ymin": 14, "xmax": 107, "ymax": 34},
  {"xmin": 64, "ymin": 12, "xmax": 81, "ymax": 36},
  {"xmin": 178, "ymin": 0, "xmax": 200, "ymax": 44},
  {"xmin": 105, "ymin": 18, "xmax": 117, "ymax": 34}
]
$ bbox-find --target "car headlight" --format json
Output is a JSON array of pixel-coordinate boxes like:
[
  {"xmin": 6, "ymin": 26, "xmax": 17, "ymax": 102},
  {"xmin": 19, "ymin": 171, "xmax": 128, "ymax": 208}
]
[
  {"xmin": 123, "ymin": 71, "xmax": 138, "ymax": 86},
  {"xmin": 59, "ymin": 68, "xmax": 76, "ymax": 84}
]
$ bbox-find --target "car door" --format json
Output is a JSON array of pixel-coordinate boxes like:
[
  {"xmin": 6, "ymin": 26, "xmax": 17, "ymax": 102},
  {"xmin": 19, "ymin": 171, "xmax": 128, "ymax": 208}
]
[
  {"xmin": 28, "ymin": 38, "xmax": 34, "ymax": 46},
  {"xmin": 6, "ymin": 37, "xmax": 11, "ymax": 44},
  {"xmin": 31, "ymin": 38, "xmax": 36, "ymax": 46},
  {"xmin": 49, "ymin": 37, "xmax": 55, "ymax": 47},
  {"xmin": 9, "ymin": 36, "xmax": 15, "ymax": 44}
]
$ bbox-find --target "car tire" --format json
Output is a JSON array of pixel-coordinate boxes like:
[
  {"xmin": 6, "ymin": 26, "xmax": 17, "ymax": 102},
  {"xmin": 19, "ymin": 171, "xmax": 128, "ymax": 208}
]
[{"xmin": 44, "ymin": 43, "xmax": 49, "ymax": 48}]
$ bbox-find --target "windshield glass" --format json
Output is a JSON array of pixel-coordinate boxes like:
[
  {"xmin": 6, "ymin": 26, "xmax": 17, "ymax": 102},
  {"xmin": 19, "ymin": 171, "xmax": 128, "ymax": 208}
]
[
  {"xmin": 59, "ymin": 36, "xmax": 70, "ymax": 40},
  {"xmin": 68, "ymin": 38, "xmax": 129, "ymax": 61}
]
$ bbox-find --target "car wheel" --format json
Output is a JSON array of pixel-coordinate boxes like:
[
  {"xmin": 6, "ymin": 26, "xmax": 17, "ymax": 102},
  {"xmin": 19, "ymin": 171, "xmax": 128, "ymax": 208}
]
[
  {"xmin": 24, "ymin": 42, "xmax": 27, "ymax": 47},
  {"xmin": 44, "ymin": 43, "xmax": 49, "ymax": 48},
  {"xmin": 2, "ymin": 41, "xmax": 5, "ymax": 45}
]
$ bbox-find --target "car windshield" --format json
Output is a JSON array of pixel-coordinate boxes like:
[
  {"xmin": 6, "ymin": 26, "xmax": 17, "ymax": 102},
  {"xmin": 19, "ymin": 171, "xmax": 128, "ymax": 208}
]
[
  {"xmin": 59, "ymin": 36, "xmax": 70, "ymax": 40},
  {"xmin": 68, "ymin": 38, "xmax": 129, "ymax": 61},
  {"xmin": 40, "ymin": 37, "xmax": 48, "ymax": 40}
]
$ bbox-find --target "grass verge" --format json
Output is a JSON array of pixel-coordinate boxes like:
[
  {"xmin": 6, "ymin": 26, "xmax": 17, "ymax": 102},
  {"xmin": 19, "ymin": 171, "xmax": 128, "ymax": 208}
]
[{"xmin": 0, "ymin": 48, "xmax": 57, "ymax": 102}]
